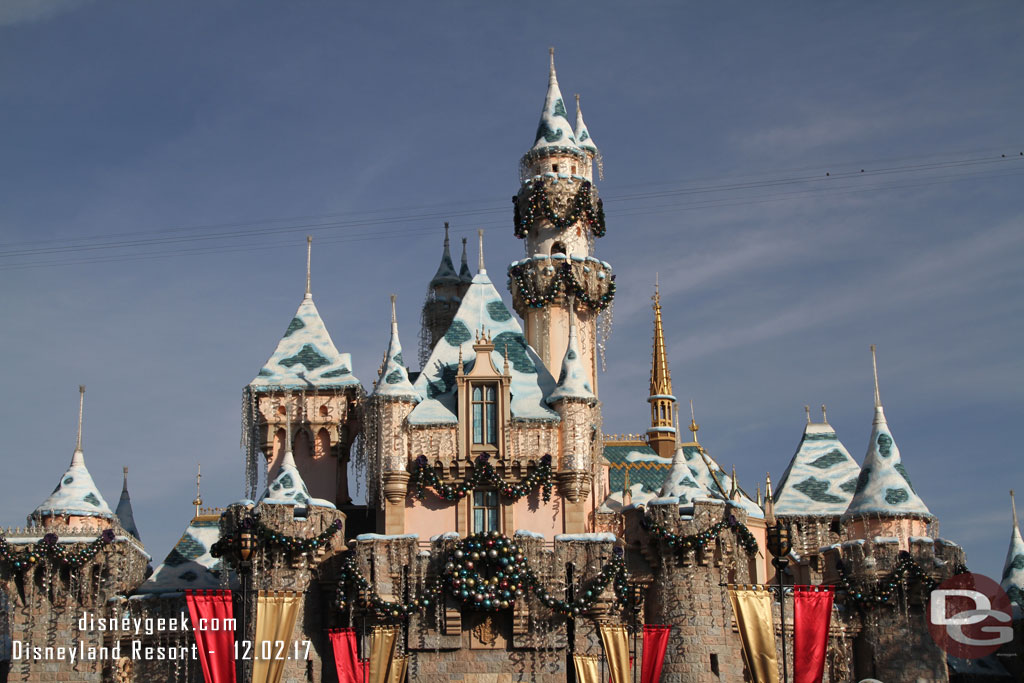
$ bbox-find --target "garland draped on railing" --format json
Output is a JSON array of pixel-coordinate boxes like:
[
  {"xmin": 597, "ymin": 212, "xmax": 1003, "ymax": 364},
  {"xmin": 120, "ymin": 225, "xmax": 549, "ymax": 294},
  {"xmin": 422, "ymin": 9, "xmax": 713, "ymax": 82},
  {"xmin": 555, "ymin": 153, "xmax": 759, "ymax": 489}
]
[
  {"xmin": 641, "ymin": 513, "xmax": 760, "ymax": 558},
  {"xmin": 508, "ymin": 261, "xmax": 616, "ymax": 313},
  {"xmin": 410, "ymin": 454, "xmax": 553, "ymax": 503},
  {"xmin": 0, "ymin": 529, "xmax": 115, "ymax": 573},
  {"xmin": 335, "ymin": 531, "xmax": 632, "ymax": 622},
  {"xmin": 210, "ymin": 517, "xmax": 343, "ymax": 559},
  {"xmin": 834, "ymin": 551, "xmax": 968, "ymax": 611},
  {"xmin": 513, "ymin": 179, "xmax": 606, "ymax": 238}
]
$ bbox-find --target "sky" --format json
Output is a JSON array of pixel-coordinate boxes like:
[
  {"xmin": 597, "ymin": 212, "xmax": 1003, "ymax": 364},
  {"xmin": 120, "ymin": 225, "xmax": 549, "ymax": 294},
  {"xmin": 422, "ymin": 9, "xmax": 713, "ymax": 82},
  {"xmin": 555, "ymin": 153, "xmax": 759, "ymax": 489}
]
[{"xmin": 1, "ymin": 2, "xmax": 1022, "ymax": 581}]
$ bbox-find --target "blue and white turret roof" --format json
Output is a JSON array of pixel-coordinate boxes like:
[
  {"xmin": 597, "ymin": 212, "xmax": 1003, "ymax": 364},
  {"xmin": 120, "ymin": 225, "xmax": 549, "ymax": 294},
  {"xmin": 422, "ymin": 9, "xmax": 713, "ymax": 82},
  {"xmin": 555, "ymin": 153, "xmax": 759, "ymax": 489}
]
[
  {"xmin": 136, "ymin": 513, "xmax": 236, "ymax": 594},
  {"xmin": 574, "ymin": 94, "xmax": 598, "ymax": 155},
  {"xmin": 430, "ymin": 224, "xmax": 460, "ymax": 288},
  {"xmin": 1001, "ymin": 491, "xmax": 1024, "ymax": 611},
  {"xmin": 31, "ymin": 387, "xmax": 114, "ymax": 522},
  {"xmin": 843, "ymin": 348, "xmax": 931, "ymax": 520},
  {"xmin": 528, "ymin": 49, "xmax": 580, "ymax": 156},
  {"xmin": 259, "ymin": 437, "xmax": 335, "ymax": 508},
  {"xmin": 547, "ymin": 306, "xmax": 595, "ymax": 404},
  {"xmin": 409, "ymin": 233, "xmax": 558, "ymax": 425},
  {"xmin": 115, "ymin": 468, "xmax": 141, "ymax": 540},
  {"xmin": 659, "ymin": 443, "xmax": 715, "ymax": 507},
  {"xmin": 248, "ymin": 240, "xmax": 359, "ymax": 391},
  {"xmin": 372, "ymin": 296, "xmax": 420, "ymax": 402},
  {"xmin": 774, "ymin": 410, "xmax": 861, "ymax": 517}
]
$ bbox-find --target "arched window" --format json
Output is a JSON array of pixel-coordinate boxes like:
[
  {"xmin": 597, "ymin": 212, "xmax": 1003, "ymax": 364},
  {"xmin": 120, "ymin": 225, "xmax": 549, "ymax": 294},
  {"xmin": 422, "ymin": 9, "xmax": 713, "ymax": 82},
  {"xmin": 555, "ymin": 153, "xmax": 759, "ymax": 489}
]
[
  {"xmin": 273, "ymin": 428, "xmax": 286, "ymax": 460},
  {"xmin": 551, "ymin": 241, "xmax": 566, "ymax": 256},
  {"xmin": 315, "ymin": 428, "xmax": 330, "ymax": 459},
  {"xmin": 472, "ymin": 385, "xmax": 498, "ymax": 445},
  {"xmin": 293, "ymin": 429, "xmax": 311, "ymax": 461}
]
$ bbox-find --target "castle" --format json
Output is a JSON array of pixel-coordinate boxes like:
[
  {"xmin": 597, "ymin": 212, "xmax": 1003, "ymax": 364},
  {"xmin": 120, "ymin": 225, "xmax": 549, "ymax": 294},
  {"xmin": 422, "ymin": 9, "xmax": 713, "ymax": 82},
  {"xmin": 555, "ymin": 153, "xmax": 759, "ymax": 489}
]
[{"xmin": 1, "ymin": 51, "xmax": 1021, "ymax": 683}]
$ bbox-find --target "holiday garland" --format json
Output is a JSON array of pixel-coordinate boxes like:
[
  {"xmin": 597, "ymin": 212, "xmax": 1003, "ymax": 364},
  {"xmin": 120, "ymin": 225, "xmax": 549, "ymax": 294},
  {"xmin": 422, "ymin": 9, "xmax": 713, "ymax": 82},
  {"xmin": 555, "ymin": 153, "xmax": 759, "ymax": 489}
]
[
  {"xmin": 334, "ymin": 531, "xmax": 633, "ymax": 622},
  {"xmin": 410, "ymin": 454, "xmax": 553, "ymax": 503},
  {"xmin": 834, "ymin": 551, "xmax": 968, "ymax": 611},
  {"xmin": 508, "ymin": 260, "xmax": 616, "ymax": 313},
  {"xmin": 210, "ymin": 517, "xmax": 343, "ymax": 559},
  {"xmin": 513, "ymin": 179, "xmax": 606, "ymax": 239},
  {"xmin": 641, "ymin": 513, "xmax": 760, "ymax": 558},
  {"xmin": 0, "ymin": 529, "xmax": 115, "ymax": 573}
]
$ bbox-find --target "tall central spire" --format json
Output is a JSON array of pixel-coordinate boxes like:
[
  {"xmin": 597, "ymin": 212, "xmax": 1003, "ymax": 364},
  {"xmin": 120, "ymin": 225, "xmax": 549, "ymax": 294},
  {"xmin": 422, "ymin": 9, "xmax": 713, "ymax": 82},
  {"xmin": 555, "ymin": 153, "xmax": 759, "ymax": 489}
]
[{"xmin": 647, "ymin": 276, "xmax": 677, "ymax": 457}]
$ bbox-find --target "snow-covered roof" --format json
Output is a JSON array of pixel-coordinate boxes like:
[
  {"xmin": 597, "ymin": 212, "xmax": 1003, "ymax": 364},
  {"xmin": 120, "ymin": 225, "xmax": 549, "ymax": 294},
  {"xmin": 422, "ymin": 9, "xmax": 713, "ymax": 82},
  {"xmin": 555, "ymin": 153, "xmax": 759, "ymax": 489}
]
[
  {"xmin": 1001, "ymin": 493, "xmax": 1024, "ymax": 610},
  {"xmin": 575, "ymin": 96, "xmax": 598, "ymax": 155},
  {"xmin": 547, "ymin": 314, "xmax": 595, "ymax": 403},
  {"xmin": 843, "ymin": 405, "xmax": 931, "ymax": 520},
  {"xmin": 371, "ymin": 297, "xmax": 420, "ymax": 402},
  {"xmin": 259, "ymin": 450, "xmax": 335, "ymax": 508},
  {"xmin": 774, "ymin": 422, "xmax": 861, "ymax": 517},
  {"xmin": 659, "ymin": 444, "xmax": 714, "ymax": 506},
  {"xmin": 31, "ymin": 448, "xmax": 114, "ymax": 522},
  {"xmin": 115, "ymin": 469, "xmax": 141, "ymax": 540},
  {"xmin": 527, "ymin": 51, "xmax": 580, "ymax": 156},
  {"xmin": 136, "ymin": 514, "xmax": 236, "ymax": 594},
  {"xmin": 248, "ymin": 293, "xmax": 360, "ymax": 391},
  {"xmin": 408, "ymin": 271, "xmax": 558, "ymax": 425},
  {"xmin": 657, "ymin": 442, "xmax": 764, "ymax": 519}
]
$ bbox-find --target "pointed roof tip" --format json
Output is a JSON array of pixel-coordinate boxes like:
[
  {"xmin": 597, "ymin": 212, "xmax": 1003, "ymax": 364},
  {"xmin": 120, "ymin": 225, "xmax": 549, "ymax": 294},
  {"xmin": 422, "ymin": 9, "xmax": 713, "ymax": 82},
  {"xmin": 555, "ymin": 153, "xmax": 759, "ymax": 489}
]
[
  {"xmin": 115, "ymin": 465, "xmax": 141, "ymax": 541},
  {"xmin": 548, "ymin": 295, "xmax": 595, "ymax": 404},
  {"xmin": 549, "ymin": 46, "xmax": 556, "ymax": 75},
  {"xmin": 75, "ymin": 384, "xmax": 85, "ymax": 451},
  {"xmin": 805, "ymin": 405, "xmax": 811, "ymax": 424},
  {"xmin": 529, "ymin": 48, "xmax": 579, "ymax": 154},
  {"xmin": 477, "ymin": 229, "xmax": 486, "ymax": 274},
  {"xmin": 1013, "ymin": 490, "xmax": 1019, "ymax": 530},
  {"xmin": 390, "ymin": 293, "xmax": 397, "ymax": 325},
  {"xmin": 821, "ymin": 403, "xmax": 828, "ymax": 424},
  {"xmin": 372, "ymin": 294, "xmax": 420, "ymax": 402},
  {"xmin": 122, "ymin": 466, "xmax": 129, "ymax": 491},
  {"xmin": 459, "ymin": 237, "xmax": 472, "ymax": 282},
  {"xmin": 574, "ymin": 92, "xmax": 599, "ymax": 154},
  {"xmin": 870, "ymin": 344, "xmax": 882, "ymax": 407},
  {"xmin": 305, "ymin": 235, "xmax": 312, "ymax": 297},
  {"xmin": 430, "ymin": 222, "xmax": 459, "ymax": 287}
]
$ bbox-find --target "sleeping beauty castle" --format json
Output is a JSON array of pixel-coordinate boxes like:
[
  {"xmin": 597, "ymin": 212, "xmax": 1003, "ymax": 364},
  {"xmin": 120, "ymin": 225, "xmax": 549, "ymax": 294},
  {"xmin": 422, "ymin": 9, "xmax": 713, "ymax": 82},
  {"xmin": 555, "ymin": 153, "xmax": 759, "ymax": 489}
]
[{"xmin": 1, "ymin": 51, "xmax": 1021, "ymax": 683}]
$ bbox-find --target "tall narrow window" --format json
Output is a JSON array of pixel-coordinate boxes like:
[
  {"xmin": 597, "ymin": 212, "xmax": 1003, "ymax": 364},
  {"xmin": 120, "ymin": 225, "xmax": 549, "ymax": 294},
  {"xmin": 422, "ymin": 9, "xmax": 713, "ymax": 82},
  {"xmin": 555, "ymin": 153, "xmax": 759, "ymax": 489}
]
[
  {"xmin": 472, "ymin": 385, "xmax": 498, "ymax": 445},
  {"xmin": 473, "ymin": 490, "xmax": 499, "ymax": 533}
]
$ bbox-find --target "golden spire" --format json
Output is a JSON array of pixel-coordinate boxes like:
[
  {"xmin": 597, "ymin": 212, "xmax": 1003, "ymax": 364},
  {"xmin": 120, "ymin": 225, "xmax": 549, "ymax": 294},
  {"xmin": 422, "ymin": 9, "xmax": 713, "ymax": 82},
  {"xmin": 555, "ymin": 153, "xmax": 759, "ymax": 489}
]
[
  {"xmin": 649, "ymin": 274, "xmax": 673, "ymax": 397},
  {"xmin": 688, "ymin": 399, "xmax": 700, "ymax": 444}
]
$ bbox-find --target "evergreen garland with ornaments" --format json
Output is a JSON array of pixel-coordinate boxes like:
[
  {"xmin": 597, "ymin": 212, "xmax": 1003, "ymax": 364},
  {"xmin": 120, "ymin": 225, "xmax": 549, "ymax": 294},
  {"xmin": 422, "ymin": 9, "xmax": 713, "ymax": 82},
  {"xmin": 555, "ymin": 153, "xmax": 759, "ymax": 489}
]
[
  {"xmin": 410, "ymin": 453, "xmax": 553, "ymax": 503},
  {"xmin": 641, "ymin": 513, "xmax": 760, "ymax": 558},
  {"xmin": 210, "ymin": 516, "xmax": 343, "ymax": 559},
  {"xmin": 507, "ymin": 261, "xmax": 616, "ymax": 313},
  {"xmin": 334, "ymin": 531, "xmax": 633, "ymax": 622},
  {"xmin": 513, "ymin": 179, "xmax": 605, "ymax": 239},
  {"xmin": 834, "ymin": 551, "xmax": 968, "ymax": 611},
  {"xmin": 0, "ymin": 529, "xmax": 115, "ymax": 573}
]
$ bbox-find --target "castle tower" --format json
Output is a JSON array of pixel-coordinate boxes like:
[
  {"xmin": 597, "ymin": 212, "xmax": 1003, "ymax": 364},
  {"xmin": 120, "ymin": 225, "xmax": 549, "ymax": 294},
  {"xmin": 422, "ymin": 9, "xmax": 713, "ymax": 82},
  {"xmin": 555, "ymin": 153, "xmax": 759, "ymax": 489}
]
[
  {"xmin": 647, "ymin": 279, "xmax": 677, "ymax": 457},
  {"xmin": 841, "ymin": 346, "xmax": 934, "ymax": 545},
  {"xmin": 114, "ymin": 466, "xmax": 141, "ymax": 540},
  {"xmin": 29, "ymin": 386, "xmax": 115, "ymax": 532},
  {"xmin": 370, "ymin": 295, "xmax": 421, "ymax": 534},
  {"xmin": 242, "ymin": 237, "xmax": 362, "ymax": 505},
  {"xmin": 419, "ymin": 223, "xmax": 471, "ymax": 367},
  {"xmin": 509, "ymin": 49, "xmax": 613, "ymax": 395},
  {"xmin": 1003, "ymin": 490, "xmax": 1024, "ymax": 610}
]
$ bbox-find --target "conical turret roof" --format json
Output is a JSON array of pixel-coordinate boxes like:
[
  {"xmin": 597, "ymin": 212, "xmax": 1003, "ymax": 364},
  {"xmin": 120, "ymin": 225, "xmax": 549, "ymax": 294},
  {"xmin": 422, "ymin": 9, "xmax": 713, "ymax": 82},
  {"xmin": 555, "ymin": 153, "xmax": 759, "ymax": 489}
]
[
  {"xmin": 1002, "ymin": 491, "xmax": 1024, "ymax": 610},
  {"xmin": 547, "ymin": 306, "xmax": 595, "ymax": 404},
  {"xmin": 372, "ymin": 296, "xmax": 420, "ymax": 401},
  {"xmin": 528, "ymin": 49, "xmax": 579, "ymax": 155},
  {"xmin": 115, "ymin": 467, "xmax": 141, "ymax": 540},
  {"xmin": 843, "ymin": 349, "xmax": 931, "ymax": 520},
  {"xmin": 430, "ymin": 224, "xmax": 460, "ymax": 288},
  {"xmin": 658, "ymin": 443, "xmax": 714, "ymax": 506},
  {"xmin": 137, "ymin": 512, "xmax": 236, "ymax": 594},
  {"xmin": 31, "ymin": 388, "xmax": 114, "ymax": 522},
  {"xmin": 575, "ymin": 94, "xmax": 598, "ymax": 155},
  {"xmin": 260, "ymin": 447, "xmax": 335, "ymax": 509},
  {"xmin": 774, "ymin": 412, "xmax": 861, "ymax": 517},
  {"xmin": 458, "ymin": 237, "xmax": 473, "ymax": 283}
]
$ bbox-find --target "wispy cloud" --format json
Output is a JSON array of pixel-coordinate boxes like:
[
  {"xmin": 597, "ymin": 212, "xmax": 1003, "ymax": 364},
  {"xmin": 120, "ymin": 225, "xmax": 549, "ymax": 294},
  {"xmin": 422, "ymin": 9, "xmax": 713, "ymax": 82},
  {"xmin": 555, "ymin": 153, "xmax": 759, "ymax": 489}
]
[{"xmin": 0, "ymin": 0, "xmax": 92, "ymax": 26}]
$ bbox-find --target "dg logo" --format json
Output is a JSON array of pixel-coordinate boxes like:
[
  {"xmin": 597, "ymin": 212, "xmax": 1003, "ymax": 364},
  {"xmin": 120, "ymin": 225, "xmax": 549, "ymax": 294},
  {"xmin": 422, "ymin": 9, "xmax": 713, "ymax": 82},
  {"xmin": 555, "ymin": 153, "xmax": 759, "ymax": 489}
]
[{"xmin": 927, "ymin": 572, "xmax": 1013, "ymax": 659}]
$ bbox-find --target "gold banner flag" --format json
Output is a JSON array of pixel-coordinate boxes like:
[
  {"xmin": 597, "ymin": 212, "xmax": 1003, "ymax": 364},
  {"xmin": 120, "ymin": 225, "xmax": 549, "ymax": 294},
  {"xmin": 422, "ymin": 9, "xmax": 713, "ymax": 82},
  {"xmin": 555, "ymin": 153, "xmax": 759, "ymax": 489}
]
[
  {"xmin": 368, "ymin": 626, "xmax": 397, "ymax": 683},
  {"xmin": 386, "ymin": 654, "xmax": 408, "ymax": 683},
  {"xmin": 599, "ymin": 624, "xmax": 631, "ymax": 683},
  {"xmin": 728, "ymin": 588, "xmax": 780, "ymax": 683},
  {"xmin": 572, "ymin": 654, "xmax": 601, "ymax": 683},
  {"xmin": 252, "ymin": 590, "xmax": 302, "ymax": 683}
]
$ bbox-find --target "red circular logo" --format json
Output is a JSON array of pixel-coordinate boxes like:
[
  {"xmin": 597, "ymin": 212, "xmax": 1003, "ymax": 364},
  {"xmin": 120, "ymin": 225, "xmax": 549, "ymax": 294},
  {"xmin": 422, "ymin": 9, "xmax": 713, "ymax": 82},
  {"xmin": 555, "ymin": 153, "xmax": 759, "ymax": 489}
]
[{"xmin": 927, "ymin": 572, "xmax": 1013, "ymax": 659}]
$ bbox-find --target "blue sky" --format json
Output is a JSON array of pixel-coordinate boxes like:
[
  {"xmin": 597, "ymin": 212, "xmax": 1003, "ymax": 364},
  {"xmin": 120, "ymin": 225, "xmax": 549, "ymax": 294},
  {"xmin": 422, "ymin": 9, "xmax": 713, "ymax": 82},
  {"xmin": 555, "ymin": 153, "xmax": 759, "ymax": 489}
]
[{"xmin": 1, "ymin": 2, "xmax": 1021, "ymax": 580}]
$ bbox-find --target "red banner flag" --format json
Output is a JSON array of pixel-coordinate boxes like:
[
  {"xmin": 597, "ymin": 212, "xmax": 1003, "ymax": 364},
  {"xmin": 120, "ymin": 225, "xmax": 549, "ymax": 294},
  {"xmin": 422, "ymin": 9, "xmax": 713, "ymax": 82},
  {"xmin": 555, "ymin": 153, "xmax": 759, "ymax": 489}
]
[
  {"xmin": 185, "ymin": 589, "xmax": 237, "ymax": 683},
  {"xmin": 641, "ymin": 625, "xmax": 671, "ymax": 683},
  {"xmin": 793, "ymin": 587, "xmax": 833, "ymax": 683},
  {"xmin": 329, "ymin": 628, "xmax": 367, "ymax": 683}
]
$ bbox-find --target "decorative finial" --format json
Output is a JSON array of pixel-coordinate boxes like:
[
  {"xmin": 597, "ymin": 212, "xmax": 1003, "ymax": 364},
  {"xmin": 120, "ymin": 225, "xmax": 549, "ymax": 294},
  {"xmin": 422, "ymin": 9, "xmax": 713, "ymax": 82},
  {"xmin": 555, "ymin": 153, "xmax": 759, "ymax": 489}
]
[
  {"xmin": 805, "ymin": 405, "xmax": 811, "ymax": 424},
  {"xmin": 390, "ymin": 294, "xmax": 397, "ymax": 326},
  {"xmin": 461, "ymin": 236, "xmax": 468, "ymax": 264},
  {"xmin": 1013, "ymin": 490, "xmax": 1019, "ymax": 531},
  {"xmin": 575, "ymin": 93, "xmax": 580, "ymax": 114},
  {"xmin": 503, "ymin": 344, "xmax": 510, "ymax": 375},
  {"xmin": 458, "ymin": 347, "xmax": 464, "ymax": 373},
  {"xmin": 821, "ymin": 404, "xmax": 828, "ymax": 423},
  {"xmin": 285, "ymin": 403, "xmax": 292, "ymax": 454},
  {"xmin": 75, "ymin": 384, "xmax": 85, "ymax": 452},
  {"xmin": 192, "ymin": 464, "xmax": 202, "ymax": 517},
  {"xmin": 305, "ymin": 235, "xmax": 312, "ymax": 296},
  {"xmin": 688, "ymin": 399, "xmax": 699, "ymax": 442},
  {"xmin": 674, "ymin": 403, "xmax": 681, "ymax": 447},
  {"xmin": 549, "ymin": 47, "xmax": 555, "ymax": 75},
  {"xmin": 443, "ymin": 222, "xmax": 450, "ymax": 247},
  {"xmin": 729, "ymin": 465, "xmax": 738, "ymax": 498},
  {"xmin": 764, "ymin": 472, "xmax": 775, "ymax": 524},
  {"xmin": 870, "ymin": 344, "xmax": 881, "ymax": 408},
  {"xmin": 653, "ymin": 273, "xmax": 661, "ymax": 308},
  {"xmin": 478, "ymin": 229, "xmax": 486, "ymax": 273},
  {"xmin": 122, "ymin": 466, "xmax": 129, "ymax": 492},
  {"xmin": 756, "ymin": 484, "xmax": 762, "ymax": 507}
]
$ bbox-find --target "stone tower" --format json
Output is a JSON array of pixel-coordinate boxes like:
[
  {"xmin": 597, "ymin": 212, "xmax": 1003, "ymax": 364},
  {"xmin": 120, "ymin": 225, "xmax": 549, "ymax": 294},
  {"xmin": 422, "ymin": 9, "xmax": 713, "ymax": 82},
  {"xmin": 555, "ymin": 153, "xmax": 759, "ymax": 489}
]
[
  {"xmin": 508, "ymin": 49, "xmax": 613, "ymax": 395},
  {"xmin": 419, "ymin": 223, "xmax": 472, "ymax": 367},
  {"xmin": 647, "ymin": 281, "xmax": 677, "ymax": 458},
  {"xmin": 242, "ymin": 237, "xmax": 362, "ymax": 506}
]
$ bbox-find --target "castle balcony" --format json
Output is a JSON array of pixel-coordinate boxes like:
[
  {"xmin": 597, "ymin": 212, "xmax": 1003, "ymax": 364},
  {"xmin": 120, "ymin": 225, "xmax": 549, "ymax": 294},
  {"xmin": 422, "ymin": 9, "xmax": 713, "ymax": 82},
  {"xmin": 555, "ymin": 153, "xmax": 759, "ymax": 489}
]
[{"xmin": 507, "ymin": 253, "xmax": 614, "ymax": 319}]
